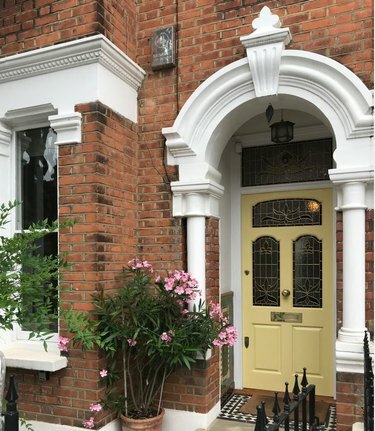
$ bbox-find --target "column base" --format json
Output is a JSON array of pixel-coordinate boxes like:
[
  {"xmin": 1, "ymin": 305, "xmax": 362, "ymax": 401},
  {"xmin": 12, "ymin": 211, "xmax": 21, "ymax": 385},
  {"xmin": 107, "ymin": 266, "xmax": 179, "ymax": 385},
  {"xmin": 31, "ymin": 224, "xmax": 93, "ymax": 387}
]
[
  {"xmin": 336, "ymin": 332, "xmax": 373, "ymax": 373},
  {"xmin": 337, "ymin": 327, "xmax": 367, "ymax": 344}
]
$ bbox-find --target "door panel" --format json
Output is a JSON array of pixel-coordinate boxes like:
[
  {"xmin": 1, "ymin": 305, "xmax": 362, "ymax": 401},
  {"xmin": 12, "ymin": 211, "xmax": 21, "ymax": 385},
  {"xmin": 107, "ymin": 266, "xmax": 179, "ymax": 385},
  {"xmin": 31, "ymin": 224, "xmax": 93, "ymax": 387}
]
[
  {"xmin": 254, "ymin": 325, "xmax": 281, "ymax": 372},
  {"xmin": 242, "ymin": 189, "xmax": 334, "ymax": 396},
  {"xmin": 292, "ymin": 326, "xmax": 322, "ymax": 374}
]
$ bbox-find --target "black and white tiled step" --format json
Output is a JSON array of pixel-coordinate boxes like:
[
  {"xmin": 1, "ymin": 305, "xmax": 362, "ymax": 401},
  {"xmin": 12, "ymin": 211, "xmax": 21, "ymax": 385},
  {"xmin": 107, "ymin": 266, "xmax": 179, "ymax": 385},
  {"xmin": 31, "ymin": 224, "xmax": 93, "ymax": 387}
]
[{"xmin": 218, "ymin": 394, "xmax": 336, "ymax": 430}]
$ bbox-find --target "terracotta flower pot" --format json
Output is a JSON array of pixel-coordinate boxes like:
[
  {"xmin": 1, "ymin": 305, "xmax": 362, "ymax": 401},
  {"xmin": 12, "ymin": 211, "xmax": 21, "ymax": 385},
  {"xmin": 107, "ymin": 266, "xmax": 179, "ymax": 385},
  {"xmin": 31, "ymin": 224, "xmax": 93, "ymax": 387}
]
[{"xmin": 120, "ymin": 409, "xmax": 165, "ymax": 431}]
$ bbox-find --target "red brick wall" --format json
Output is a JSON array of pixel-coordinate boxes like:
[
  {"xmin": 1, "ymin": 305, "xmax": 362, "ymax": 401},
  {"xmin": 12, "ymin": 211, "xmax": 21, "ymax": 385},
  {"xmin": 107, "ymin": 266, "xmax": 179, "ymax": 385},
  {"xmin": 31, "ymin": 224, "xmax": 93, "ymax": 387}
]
[
  {"xmin": 137, "ymin": 0, "xmax": 373, "ymax": 116},
  {"xmin": 336, "ymin": 372, "xmax": 364, "ymax": 430},
  {"xmin": 0, "ymin": 0, "xmax": 137, "ymax": 60}
]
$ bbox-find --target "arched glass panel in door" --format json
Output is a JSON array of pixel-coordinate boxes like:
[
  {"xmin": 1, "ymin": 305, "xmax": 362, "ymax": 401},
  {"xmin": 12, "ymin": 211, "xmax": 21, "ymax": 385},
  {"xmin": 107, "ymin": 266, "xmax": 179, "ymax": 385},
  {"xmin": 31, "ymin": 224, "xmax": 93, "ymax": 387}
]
[
  {"xmin": 253, "ymin": 236, "xmax": 280, "ymax": 306},
  {"xmin": 253, "ymin": 199, "xmax": 322, "ymax": 227},
  {"xmin": 293, "ymin": 235, "xmax": 322, "ymax": 308}
]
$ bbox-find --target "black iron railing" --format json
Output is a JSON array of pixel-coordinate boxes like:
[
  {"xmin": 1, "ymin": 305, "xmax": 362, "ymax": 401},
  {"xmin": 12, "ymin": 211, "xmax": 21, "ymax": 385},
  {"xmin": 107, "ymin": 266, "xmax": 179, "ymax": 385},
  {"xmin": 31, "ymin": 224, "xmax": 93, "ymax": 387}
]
[
  {"xmin": 254, "ymin": 368, "xmax": 320, "ymax": 431},
  {"xmin": 2, "ymin": 375, "xmax": 19, "ymax": 431},
  {"xmin": 364, "ymin": 331, "xmax": 374, "ymax": 431}
]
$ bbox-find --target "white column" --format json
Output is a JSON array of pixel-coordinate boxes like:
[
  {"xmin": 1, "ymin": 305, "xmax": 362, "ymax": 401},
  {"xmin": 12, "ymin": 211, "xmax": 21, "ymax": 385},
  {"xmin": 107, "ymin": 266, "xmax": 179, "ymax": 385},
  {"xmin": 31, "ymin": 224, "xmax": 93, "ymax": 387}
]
[
  {"xmin": 330, "ymin": 168, "xmax": 373, "ymax": 372},
  {"xmin": 187, "ymin": 215, "xmax": 206, "ymax": 302},
  {"xmin": 338, "ymin": 181, "xmax": 367, "ymax": 343},
  {"xmin": 171, "ymin": 179, "xmax": 224, "ymax": 304}
]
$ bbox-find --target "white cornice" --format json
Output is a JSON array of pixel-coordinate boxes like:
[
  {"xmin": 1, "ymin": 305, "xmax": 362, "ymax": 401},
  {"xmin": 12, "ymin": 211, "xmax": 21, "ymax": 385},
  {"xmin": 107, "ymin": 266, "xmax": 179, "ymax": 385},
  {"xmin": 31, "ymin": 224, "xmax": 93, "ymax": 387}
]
[
  {"xmin": 4, "ymin": 103, "xmax": 57, "ymax": 127},
  {"xmin": 0, "ymin": 35, "xmax": 145, "ymax": 91}
]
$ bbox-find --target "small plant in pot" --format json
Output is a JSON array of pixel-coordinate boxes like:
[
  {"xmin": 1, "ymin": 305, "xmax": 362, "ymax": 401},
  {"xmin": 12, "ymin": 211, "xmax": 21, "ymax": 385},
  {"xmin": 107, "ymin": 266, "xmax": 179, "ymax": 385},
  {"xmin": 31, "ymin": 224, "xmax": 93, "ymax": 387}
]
[{"xmin": 64, "ymin": 259, "xmax": 238, "ymax": 430}]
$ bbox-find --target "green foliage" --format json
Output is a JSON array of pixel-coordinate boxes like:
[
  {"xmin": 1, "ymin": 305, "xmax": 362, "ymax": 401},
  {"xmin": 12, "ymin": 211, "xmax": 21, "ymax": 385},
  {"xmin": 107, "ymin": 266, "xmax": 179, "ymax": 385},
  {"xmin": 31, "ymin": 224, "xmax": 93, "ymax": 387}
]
[
  {"xmin": 20, "ymin": 416, "xmax": 34, "ymax": 431},
  {"xmin": 65, "ymin": 261, "xmax": 237, "ymax": 419},
  {"xmin": 0, "ymin": 201, "xmax": 69, "ymax": 343}
]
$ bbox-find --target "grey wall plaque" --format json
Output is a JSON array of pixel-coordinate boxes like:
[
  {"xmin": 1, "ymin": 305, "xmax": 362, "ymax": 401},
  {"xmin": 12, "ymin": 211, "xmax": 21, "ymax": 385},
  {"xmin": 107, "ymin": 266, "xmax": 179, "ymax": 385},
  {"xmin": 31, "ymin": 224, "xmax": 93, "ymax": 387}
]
[{"xmin": 151, "ymin": 26, "xmax": 176, "ymax": 70}]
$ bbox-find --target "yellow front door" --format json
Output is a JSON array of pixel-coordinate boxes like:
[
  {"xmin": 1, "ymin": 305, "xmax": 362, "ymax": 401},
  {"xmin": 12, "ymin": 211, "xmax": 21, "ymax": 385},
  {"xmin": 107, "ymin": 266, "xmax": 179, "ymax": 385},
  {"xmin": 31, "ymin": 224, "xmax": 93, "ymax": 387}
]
[{"xmin": 242, "ymin": 189, "xmax": 334, "ymax": 396}]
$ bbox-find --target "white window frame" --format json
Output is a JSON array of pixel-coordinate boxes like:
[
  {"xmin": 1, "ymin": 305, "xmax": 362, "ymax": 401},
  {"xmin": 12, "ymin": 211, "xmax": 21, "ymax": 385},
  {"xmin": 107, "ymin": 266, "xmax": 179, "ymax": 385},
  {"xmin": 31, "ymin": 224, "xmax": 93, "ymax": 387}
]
[
  {"xmin": 0, "ymin": 115, "xmax": 66, "ymax": 372},
  {"xmin": 11, "ymin": 121, "xmax": 60, "ymax": 344}
]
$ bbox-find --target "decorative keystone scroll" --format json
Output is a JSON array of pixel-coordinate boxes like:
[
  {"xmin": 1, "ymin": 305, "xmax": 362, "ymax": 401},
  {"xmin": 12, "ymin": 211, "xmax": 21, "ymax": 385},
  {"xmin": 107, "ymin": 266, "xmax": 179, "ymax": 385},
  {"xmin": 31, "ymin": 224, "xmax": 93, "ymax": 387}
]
[{"xmin": 240, "ymin": 6, "xmax": 291, "ymax": 97}]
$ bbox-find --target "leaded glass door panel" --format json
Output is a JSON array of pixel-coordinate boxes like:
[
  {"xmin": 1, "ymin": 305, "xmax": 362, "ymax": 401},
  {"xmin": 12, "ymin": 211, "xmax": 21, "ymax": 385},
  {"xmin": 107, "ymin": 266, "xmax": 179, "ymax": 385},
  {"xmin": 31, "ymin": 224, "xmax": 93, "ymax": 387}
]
[{"xmin": 242, "ymin": 189, "xmax": 334, "ymax": 396}]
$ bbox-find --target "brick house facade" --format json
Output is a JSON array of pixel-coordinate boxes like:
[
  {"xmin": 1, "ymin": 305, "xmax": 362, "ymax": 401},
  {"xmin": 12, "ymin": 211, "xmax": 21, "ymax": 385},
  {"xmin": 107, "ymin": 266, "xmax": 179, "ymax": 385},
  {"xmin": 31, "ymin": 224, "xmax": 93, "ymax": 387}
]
[{"xmin": 0, "ymin": 1, "xmax": 373, "ymax": 431}]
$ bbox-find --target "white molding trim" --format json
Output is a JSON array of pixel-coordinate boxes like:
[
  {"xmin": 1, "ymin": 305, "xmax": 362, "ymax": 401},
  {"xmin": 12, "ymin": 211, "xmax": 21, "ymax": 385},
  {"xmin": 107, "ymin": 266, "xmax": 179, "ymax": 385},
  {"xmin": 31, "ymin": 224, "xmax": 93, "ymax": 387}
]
[
  {"xmin": 171, "ymin": 180, "xmax": 224, "ymax": 217},
  {"xmin": 0, "ymin": 123, "xmax": 11, "ymax": 157},
  {"xmin": 164, "ymin": 403, "xmax": 220, "ymax": 431},
  {"xmin": 0, "ymin": 35, "xmax": 145, "ymax": 92},
  {"xmin": 19, "ymin": 405, "xmax": 221, "ymax": 431},
  {"xmin": 4, "ymin": 104, "xmax": 58, "ymax": 128},
  {"xmin": 49, "ymin": 113, "xmax": 82, "ymax": 145},
  {"xmin": 20, "ymin": 419, "xmax": 121, "ymax": 431},
  {"xmin": 0, "ymin": 35, "xmax": 146, "ymax": 123},
  {"xmin": 163, "ymin": 51, "xmax": 373, "ymax": 170},
  {"xmin": 329, "ymin": 167, "xmax": 374, "ymax": 184},
  {"xmin": 0, "ymin": 342, "xmax": 67, "ymax": 372},
  {"xmin": 335, "ymin": 339, "xmax": 374, "ymax": 373}
]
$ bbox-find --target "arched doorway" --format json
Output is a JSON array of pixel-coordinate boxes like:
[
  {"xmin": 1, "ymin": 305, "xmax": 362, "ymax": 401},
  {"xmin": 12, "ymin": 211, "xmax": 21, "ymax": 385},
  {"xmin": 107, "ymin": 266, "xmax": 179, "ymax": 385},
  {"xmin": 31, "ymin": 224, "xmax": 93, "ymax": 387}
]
[{"xmin": 163, "ymin": 3, "xmax": 373, "ymax": 414}]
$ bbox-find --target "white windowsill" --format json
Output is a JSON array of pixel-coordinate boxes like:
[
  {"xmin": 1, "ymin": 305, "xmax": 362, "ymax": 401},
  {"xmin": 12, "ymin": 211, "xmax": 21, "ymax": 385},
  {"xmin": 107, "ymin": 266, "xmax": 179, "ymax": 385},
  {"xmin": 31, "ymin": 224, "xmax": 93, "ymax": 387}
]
[{"xmin": 0, "ymin": 342, "xmax": 67, "ymax": 372}]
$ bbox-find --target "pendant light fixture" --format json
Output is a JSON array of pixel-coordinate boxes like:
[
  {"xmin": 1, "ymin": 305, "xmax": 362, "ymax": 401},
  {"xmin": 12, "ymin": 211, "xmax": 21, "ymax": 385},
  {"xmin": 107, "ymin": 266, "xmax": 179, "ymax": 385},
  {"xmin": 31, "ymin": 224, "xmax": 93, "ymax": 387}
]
[{"xmin": 266, "ymin": 104, "xmax": 295, "ymax": 144}]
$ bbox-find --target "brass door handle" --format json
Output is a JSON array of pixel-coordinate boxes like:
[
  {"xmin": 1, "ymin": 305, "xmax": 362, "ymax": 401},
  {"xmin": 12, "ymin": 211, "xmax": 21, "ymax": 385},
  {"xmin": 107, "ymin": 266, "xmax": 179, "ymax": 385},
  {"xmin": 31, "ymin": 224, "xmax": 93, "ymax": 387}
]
[{"xmin": 282, "ymin": 289, "xmax": 291, "ymax": 297}]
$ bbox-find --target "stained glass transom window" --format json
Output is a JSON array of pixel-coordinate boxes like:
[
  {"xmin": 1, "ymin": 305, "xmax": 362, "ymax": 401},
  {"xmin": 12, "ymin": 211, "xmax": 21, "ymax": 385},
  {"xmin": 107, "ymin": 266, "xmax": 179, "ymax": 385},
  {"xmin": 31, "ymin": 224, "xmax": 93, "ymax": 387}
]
[
  {"xmin": 242, "ymin": 139, "xmax": 332, "ymax": 187},
  {"xmin": 253, "ymin": 236, "xmax": 280, "ymax": 306},
  {"xmin": 293, "ymin": 236, "xmax": 322, "ymax": 308},
  {"xmin": 253, "ymin": 199, "xmax": 321, "ymax": 227}
]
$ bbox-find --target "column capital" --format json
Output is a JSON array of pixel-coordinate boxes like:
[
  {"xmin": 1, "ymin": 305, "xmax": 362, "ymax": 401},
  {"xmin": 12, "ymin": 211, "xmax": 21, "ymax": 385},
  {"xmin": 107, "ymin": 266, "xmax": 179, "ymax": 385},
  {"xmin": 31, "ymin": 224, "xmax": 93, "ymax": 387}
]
[
  {"xmin": 171, "ymin": 180, "xmax": 224, "ymax": 218},
  {"xmin": 329, "ymin": 167, "xmax": 373, "ymax": 184}
]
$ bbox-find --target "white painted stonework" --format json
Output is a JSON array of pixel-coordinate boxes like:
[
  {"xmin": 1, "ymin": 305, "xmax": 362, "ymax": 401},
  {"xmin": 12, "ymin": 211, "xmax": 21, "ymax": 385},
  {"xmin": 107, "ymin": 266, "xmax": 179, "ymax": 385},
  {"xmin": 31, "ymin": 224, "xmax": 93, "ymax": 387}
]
[
  {"xmin": 19, "ymin": 406, "xmax": 221, "ymax": 431},
  {"xmin": 163, "ymin": 5, "xmax": 374, "ymax": 407},
  {"xmin": 0, "ymin": 35, "xmax": 145, "ymax": 123}
]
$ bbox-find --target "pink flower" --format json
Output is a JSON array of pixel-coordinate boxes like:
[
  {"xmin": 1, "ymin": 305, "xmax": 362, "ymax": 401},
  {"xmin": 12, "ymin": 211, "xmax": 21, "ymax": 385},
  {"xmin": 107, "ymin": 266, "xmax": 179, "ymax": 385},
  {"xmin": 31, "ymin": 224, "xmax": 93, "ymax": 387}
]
[
  {"xmin": 160, "ymin": 332, "xmax": 172, "ymax": 344},
  {"xmin": 99, "ymin": 369, "xmax": 108, "ymax": 378},
  {"xmin": 89, "ymin": 403, "xmax": 102, "ymax": 412},
  {"xmin": 175, "ymin": 285, "xmax": 185, "ymax": 295},
  {"xmin": 127, "ymin": 338, "xmax": 137, "ymax": 346},
  {"xmin": 83, "ymin": 416, "xmax": 95, "ymax": 429},
  {"xmin": 57, "ymin": 336, "xmax": 69, "ymax": 352},
  {"xmin": 128, "ymin": 258, "xmax": 153, "ymax": 273}
]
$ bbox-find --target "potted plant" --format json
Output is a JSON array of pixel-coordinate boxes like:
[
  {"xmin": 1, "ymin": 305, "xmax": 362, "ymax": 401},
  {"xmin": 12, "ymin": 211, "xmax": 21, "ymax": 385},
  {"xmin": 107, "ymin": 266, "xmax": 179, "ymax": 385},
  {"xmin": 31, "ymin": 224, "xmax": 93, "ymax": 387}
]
[{"xmin": 64, "ymin": 258, "xmax": 237, "ymax": 430}]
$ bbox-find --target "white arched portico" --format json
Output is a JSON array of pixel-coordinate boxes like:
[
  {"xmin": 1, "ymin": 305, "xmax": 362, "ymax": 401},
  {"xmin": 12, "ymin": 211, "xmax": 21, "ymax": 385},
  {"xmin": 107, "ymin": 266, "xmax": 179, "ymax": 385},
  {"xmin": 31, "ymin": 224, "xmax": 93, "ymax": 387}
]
[{"xmin": 162, "ymin": 4, "xmax": 373, "ymax": 420}]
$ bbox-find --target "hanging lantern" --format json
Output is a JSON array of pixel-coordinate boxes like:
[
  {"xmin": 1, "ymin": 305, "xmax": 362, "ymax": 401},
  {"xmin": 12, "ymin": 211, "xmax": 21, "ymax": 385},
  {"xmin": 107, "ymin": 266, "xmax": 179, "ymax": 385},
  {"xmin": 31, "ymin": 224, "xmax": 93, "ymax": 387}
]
[
  {"xmin": 270, "ymin": 119, "xmax": 294, "ymax": 143},
  {"xmin": 266, "ymin": 105, "xmax": 295, "ymax": 144}
]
